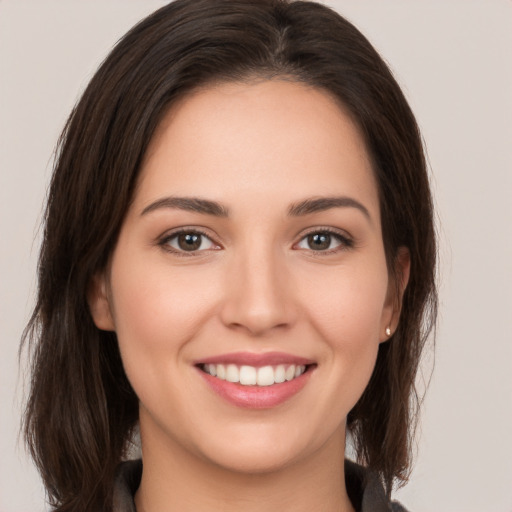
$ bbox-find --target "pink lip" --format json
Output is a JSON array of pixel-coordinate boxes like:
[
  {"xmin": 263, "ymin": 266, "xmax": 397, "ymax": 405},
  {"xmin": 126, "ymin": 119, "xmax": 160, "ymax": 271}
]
[
  {"xmin": 197, "ymin": 370, "xmax": 313, "ymax": 409},
  {"xmin": 195, "ymin": 352, "xmax": 315, "ymax": 409},
  {"xmin": 195, "ymin": 351, "xmax": 315, "ymax": 367}
]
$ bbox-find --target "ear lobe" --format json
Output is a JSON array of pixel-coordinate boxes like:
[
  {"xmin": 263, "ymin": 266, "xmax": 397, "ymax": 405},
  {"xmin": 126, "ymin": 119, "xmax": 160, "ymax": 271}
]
[
  {"xmin": 381, "ymin": 247, "xmax": 411, "ymax": 341},
  {"xmin": 87, "ymin": 273, "xmax": 115, "ymax": 331}
]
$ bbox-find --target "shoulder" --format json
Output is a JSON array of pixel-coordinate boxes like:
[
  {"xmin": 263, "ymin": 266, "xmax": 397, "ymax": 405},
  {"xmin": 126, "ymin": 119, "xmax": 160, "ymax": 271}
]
[
  {"xmin": 113, "ymin": 459, "xmax": 142, "ymax": 512},
  {"xmin": 345, "ymin": 459, "xmax": 410, "ymax": 512}
]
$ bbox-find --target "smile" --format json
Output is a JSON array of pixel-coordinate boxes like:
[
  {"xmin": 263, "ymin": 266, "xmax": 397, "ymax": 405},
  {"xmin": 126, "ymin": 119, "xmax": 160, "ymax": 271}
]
[
  {"xmin": 195, "ymin": 352, "xmax": 315, "ymax": 409},
  {"xmin": 200, "ymin": 363, "xmax": 307, "ymax": 386}
]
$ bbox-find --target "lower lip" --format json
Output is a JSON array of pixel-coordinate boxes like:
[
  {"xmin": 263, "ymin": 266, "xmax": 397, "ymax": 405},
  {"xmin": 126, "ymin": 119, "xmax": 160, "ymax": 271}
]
[{"xmin": 197, "ymin": 367, "xmax": 313, "ymax": 409}]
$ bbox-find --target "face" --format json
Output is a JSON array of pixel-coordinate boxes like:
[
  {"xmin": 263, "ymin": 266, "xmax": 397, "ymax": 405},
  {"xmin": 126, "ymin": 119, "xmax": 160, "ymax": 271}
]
[{"xmin": 90, "ymin": 80, "xmax": 407, "ymax": 474}]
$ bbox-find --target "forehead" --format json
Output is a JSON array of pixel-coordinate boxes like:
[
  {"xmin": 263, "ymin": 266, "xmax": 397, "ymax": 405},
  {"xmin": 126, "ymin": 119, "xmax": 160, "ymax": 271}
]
[{"xmin": 136, "ymin": 80, "xmax": 379, "ymax": 217}]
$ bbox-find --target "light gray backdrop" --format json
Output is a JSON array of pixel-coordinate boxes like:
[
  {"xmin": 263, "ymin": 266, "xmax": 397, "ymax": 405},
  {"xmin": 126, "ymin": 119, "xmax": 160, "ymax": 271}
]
[{"xmin": 1, "ymin": 1, "xmax": 511, "ymax": 511}]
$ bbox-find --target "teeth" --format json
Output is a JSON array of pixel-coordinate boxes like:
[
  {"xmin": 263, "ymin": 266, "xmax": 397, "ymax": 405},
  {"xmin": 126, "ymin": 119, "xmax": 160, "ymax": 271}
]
[
  {"xmin": 225, "ymin": 364, "xmax": 239, "ymax": 383},
  {"xmin": 205, "ymin": 364, "xmax": 216, "ymax": 377},
  {"xmin": 274, "ymin": 364, "xmax": 286, "ymax": 384},
  {"xmin": 203, "ymin": 363, "xmax": 307, "ymax": 386},
  {"xmin": 257, "ymin": 366, "xmax": 274, "ymax": 386},
  {"xmin": 216, "ymin": 364, "xmax": 226, "ymax": 380},
  {"xmin": 285, "ymin": 365, "xmax": 295, "ymax": 381},
  {"xmin": 239, "ymin": 365, "xmax": 257, "ymax": 385}
]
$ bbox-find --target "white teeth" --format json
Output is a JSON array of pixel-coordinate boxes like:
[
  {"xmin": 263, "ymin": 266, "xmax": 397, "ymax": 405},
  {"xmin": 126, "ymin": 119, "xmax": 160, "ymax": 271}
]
[
  {"xmin": 216, "ymin": 364, "xmax": 226, "ymax": 380},
  {"xmin": 295, "ymin": 365, "xmax": 305, "ymax": 378},
  {"xmin": 226, "ymin": 364, "xmax": 239, "ymax": 383},
  {"xmin": 274, "ymin": 365, "xmax": 286, "ymax": 384},
  {"xmin": 203, "ymin": 363, "xmax": 307, "ymax": 386},
  {"xmin": 257, "ymin": 366, "xmax": 274, "ymax": 386},
  {"xmin": 239, "ymin": 365, "xmax": 257, "ymax": 385}
]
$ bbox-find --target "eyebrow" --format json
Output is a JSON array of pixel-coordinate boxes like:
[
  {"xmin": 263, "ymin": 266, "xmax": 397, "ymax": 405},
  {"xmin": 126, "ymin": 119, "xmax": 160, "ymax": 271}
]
[
  {"xmin": 140, "ymin": 195, "xmax": 371, "ymax": 221},
  {"xmin": 140, "ymin": 196, "xmax": 229, "ymax": 217},
  {"xmin": 288, "ymin": 196, "xmax": 371, "ymax": 220}
]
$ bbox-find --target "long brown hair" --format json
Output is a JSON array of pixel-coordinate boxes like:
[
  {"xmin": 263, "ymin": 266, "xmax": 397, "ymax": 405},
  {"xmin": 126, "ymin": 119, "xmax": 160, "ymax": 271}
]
[{"xmin": 21, "ymin": 1, "xmax": 437, "ymax": 510}]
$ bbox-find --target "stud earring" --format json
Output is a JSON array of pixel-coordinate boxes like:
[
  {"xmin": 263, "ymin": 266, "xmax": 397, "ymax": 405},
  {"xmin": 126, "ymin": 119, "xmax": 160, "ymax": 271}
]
[{"xmin": 385, "ymin": 327, "xmax": 392, "ymax": 337}]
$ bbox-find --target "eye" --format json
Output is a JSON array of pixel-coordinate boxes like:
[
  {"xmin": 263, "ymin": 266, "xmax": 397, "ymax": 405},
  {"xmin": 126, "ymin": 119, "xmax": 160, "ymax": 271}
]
[
  {"xmin": 295, "ymin": 230, "xmax": 352, "ymax": 252},
  {"xmin": 162, "ymin": 230, "xmax": 218, "ymax": 253}
]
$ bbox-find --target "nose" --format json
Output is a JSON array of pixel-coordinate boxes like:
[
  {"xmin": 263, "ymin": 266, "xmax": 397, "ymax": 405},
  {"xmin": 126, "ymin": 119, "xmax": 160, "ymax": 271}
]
[{"xmin": 219, "ymin": 245, "xmax": 296, "ymax": 336}]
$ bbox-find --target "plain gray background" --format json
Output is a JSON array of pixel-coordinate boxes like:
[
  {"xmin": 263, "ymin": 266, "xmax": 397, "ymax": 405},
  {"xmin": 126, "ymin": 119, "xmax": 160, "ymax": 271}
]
[{"xmin": 1, "ymin": 1, "xmax": 511, "ymax": 511}]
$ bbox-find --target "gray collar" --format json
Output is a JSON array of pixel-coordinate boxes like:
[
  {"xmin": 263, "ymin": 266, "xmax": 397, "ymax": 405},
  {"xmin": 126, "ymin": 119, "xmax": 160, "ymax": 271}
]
[{"xmin": 113, "ymin": 459, "xmax": 409, "ymax": 512}]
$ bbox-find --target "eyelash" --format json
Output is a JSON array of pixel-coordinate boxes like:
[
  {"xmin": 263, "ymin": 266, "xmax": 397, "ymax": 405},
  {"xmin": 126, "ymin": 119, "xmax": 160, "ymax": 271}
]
[
  {"xmin": 157, "ymin": 227, "xmax": 354, "ymax": 256},
  {"xmin": 296, "ymin": 227, "xmax": 354, "ymax": 254},
  {"xmin": 158, "ymin": 228, "xmax": 219, "ymax": 257}
]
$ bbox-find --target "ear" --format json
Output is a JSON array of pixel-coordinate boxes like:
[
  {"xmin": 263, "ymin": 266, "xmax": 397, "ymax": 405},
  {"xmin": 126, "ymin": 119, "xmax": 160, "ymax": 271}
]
[
  {"xmin": 87, "ymin": 272, "xmax": 115, "ymax": 331},
  {"xmin": 380, "ymin": 246, "xmax": 410, "ymax": 342}
]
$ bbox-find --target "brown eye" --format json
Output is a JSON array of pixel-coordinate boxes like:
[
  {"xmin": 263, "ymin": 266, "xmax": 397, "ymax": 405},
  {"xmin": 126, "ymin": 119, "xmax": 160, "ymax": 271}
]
[
  {"xmin": 177, "ymin": 233, "xmax": 202, "ymax": 251},
  {"xmin": 307, "ymin": 233, "xmax": 332, "ymax": 250},
  {"xmin": 296, "ymin": 230, "xmax": 350, "ymax": 252},
  {"xmin": 165, "ymin": 231, "xmax": 216, "ymax": 253}
]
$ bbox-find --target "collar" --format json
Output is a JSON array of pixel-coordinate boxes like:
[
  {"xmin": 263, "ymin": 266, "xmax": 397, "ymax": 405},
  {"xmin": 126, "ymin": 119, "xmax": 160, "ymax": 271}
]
[{"xmin": 113, "ymin": 459, "xmax": 409, "ymax": 512}]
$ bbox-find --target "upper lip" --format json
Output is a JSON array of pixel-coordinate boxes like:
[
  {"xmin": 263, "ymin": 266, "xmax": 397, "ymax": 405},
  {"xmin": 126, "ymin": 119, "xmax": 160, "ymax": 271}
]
[{"xmin": 195, "ymin": 351, "xmax": 315, "ymax": 367}]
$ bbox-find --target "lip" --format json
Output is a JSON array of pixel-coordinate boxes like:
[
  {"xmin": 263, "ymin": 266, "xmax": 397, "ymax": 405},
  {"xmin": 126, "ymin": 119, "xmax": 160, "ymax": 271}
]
[
  {"xmin": 195, "ymin": 352, "xmax": 316, "ymax": 409},
  {"xmin": 195, "ymin": 351, "xmax": 315, "ymax": 367}
]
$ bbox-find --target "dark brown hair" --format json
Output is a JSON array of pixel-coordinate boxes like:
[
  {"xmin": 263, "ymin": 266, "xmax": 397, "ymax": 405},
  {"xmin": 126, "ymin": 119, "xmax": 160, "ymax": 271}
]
[{"xmin": 22, "ymin": 1, "xmax": 437, "ymax": 510}]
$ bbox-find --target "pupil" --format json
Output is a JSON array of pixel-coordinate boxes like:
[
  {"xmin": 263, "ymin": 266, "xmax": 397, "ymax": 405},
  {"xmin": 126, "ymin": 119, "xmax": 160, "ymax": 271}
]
[
  {"xmin": 178, "ymin": 233, "xmax": 201, "ymax": 251},
  {"xmin": 308, "ymin": 233, "xmax": 330, "ymax": 250}
]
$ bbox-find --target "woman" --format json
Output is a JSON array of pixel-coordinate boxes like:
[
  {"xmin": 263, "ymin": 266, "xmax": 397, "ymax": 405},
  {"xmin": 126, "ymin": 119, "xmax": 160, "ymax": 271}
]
[{"xmin": 22, "ymin": 1, "xmax": 437, "ymax": 511}]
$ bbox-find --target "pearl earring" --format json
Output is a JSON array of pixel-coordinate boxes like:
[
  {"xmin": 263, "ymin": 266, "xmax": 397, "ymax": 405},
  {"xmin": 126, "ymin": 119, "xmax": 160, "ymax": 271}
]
[{"xmin": 385, "ymin": 327, "xmax": 392, "ymax": 337}]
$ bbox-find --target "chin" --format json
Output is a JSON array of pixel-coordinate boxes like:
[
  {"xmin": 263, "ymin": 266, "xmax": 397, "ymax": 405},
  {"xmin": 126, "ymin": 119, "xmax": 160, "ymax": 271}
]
[
  {"xmin": 202, "ymin": 444, "xmax": 302, "ymax": 475},
  {"xmin": 192, "ymin": 422, "xmax": 336, "ymax": 476}
]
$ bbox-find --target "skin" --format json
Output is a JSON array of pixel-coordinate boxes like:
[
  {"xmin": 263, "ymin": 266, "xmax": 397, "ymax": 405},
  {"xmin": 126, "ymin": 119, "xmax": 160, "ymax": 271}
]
[{"xmin": 89, "ymin": 80, "xmax": 409, "ymax": 512}]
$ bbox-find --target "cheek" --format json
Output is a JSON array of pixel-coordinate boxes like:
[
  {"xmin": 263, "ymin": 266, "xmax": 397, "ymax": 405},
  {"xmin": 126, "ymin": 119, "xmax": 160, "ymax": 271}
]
[
  {"xmin": 297, "ymin": 258, "xmax": 388, "ymax": 409},
  {"xmin": 107, "ymin": 250, "xmax": 219, "ymax": 379},
  {"xmin": 300, "ymin": 258, "xmax": 389, "ymax": 342}
]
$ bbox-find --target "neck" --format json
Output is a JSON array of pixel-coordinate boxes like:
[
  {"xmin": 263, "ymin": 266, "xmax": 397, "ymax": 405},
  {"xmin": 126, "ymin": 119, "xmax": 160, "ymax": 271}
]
[{"xmin": 134, "ymin": 419, "xmax": 355, "ymax": 512}]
